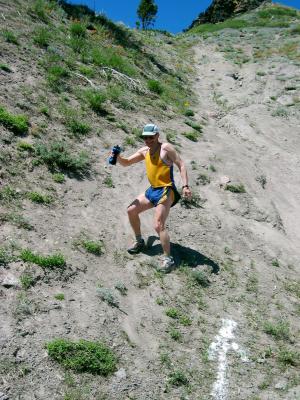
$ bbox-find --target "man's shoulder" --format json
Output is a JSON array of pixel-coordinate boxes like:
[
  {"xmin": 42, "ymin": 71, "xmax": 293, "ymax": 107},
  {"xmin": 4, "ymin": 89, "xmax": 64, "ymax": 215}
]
[
  {"xmin": 161, "ymin": 142, "xmax": 175, "ymax": 153},
  {"xmin": 138, "ymin": 146, "xmax": 148, "ymax": 156}
]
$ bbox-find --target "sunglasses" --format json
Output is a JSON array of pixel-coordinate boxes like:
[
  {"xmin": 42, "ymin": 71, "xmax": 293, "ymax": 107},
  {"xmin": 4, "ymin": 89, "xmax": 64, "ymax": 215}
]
[{"xmin": 142, "ymin": 134, "xmax": 157, "ymax": 140}]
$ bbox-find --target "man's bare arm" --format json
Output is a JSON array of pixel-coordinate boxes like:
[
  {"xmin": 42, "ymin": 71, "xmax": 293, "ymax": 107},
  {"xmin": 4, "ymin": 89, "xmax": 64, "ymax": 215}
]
[
  {"xmin": 164, "ymin": 144, "xmax": 192, "ymax": 197},
  {"xmin": 117, "ymin": 148, "xmax": 146, "ymax": 167}
]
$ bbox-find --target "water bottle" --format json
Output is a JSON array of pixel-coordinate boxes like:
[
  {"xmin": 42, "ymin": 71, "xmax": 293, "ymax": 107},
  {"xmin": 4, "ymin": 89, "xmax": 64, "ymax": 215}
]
[{"xmin": 108, "ymin": 145, "xmax": 121, "ymax": 165}]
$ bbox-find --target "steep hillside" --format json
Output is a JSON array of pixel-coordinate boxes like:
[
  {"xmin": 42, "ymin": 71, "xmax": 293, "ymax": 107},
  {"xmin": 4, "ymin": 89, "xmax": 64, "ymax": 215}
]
[{"xmin": 1, "ymin": 2, "xmax": 300, "ymax": 400}]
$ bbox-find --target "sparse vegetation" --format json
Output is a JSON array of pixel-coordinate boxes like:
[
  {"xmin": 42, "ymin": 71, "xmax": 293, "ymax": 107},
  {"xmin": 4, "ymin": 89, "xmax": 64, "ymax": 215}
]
[
  {"xmin": 263, "ymin": 320, "xmax": 290, "ymax": 341},
  {"xmin": 0, "ymin": 106, "xmax": 29, "ymax": 135},
  {"xmin": 225, "ymin": 184, "xmax": 246, "ymax": 193},
  {"xmin": 20, "ymin": 249, "xmax": 66, "ymax": 268},
  {"xmin": 27, "ymin": 191, "xmax": 53, "ymax": 204},
  {"xmin": 47, "ymin": 339, "xmax": 117, "ymax": 375},
  {"xmin": 96, "ymin": 287, "xmax": 119, "ymax": 308}
]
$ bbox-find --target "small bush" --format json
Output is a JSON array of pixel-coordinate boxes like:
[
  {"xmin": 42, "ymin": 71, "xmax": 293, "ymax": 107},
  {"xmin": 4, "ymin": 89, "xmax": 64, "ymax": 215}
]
[
  {"xmin": 169, "ymin": 370, "xmax": 189, "ymax": 386},
  {"xmin": 29, "ymin": 0, "xmax": 50, "ymax": 23},
  {"xmin": 0, "ymin": 106, "xmax": 29, "ymax": 135},
  {"xmin": 52, "ymin": 173, "xmax": 65, "ymax": 183},
  {"xmin": 33, "ymin": 26, "xmax": 51, "ymax": 47},
  {"xmin": 263, "ymin": 320, "xmax": 290, "ymax": 341},
  {"xmin": 115, "ymin": 282, "xmax": 128, "ymax": 296},
  {"xmin": 0, "ymin": 247, "xmax": 12, "ymax": 266},
  {"xmin": 85, "ymin": 90, "xmax": 107, "ymax": 114},
  {"xmin": 82, "ymin": 240, "xmax": 104, "ymax": 256},
  {"xmin": 225, "ymin": 184, "xmax": 246, "ymax": 193},
  {"xmin": 191, "ymin": 270, "xmax": 210, "ymax": 287},
  {"xmin": 183, "ymin": 131, "xmax": 200, "ymax": 142},
  {"xmin": 180, "ymin": 193, "xmax": 204, "ymax": 209},
  {"xmin": 165, "ymin": 308, "xmax": 179, "ymax": 319},
  {"xmin": 34, "ymin": 142, "xmax": 90, "ymax": 175},
  {"xmin": 2, "ymin": 29, "xmax": 19, "ymax": 45},
  {"xmin": 183, "ymin": 109, "xmax": 194, "ymax": 117},
  {"xmin": 27, "ymin": 191, "xmax": 52, "ymax": 204},
  {"xmin": 20, "ymin": 249, "xmax": 66, "ymax": 268},
  {"xmin": 196, "ymin": 173, "xmax": 210, "ymax": 185},
  {"xmin": 70, "ymin": 22, "xmax": 86, "ymax": 38},
  {"xmin": 184, "ymin": 119, "xmax": 202, "ymax": 132},
  {"xmin": 66, "ymin": 119, "xmax": 91, "ymax": 138},
  {"xmin": 147, "ymin": 79, "xmax": 164, "ymax": 95},
  {"xmin": 278, "ymin": 348, "xmax": 300, "ymax": 367},
  {"xmin": 17, "ymin": 141, "xmax": 34, "ymax": 152},
  {"xmin": 272, "ymin": 259, "xmax": 280, "ymax": 268},
  {"xmin": 20, "ymin": 274, "xmax": 35, "ymax": 290},
  {"xmin": 47, "ymin": 339, "xmax": 117, "ymax": 375},
  {"xmin": 0, "ymin": 186, "xmax": 20, "ymax": 203},
  {"xmin": 97, "ymin": 287, "xmax": 119, "ymax": 308},
  {"xmin": 3, "ymin": 213, "xmax": 33, "ymax": 230},
  {"xmin": 169, "ymin": 328, "xmax": 182, "ymax": 341},
  {"xmin": 92, "ymin": 47, "xmax": 136, "ymax": 77},
  {"xmin": 0, "ymin": 64, "xmax": 12, "ymax": 72},
  {"xmin": 54, "ymin": 293, "xmax": 65, "ymax": 301}
]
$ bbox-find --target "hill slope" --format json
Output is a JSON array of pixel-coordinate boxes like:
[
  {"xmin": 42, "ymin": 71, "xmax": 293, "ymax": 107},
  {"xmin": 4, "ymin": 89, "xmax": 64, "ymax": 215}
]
[{"xmin": 1, "ymin": 2, "xmax": 300, "ymax": 400}]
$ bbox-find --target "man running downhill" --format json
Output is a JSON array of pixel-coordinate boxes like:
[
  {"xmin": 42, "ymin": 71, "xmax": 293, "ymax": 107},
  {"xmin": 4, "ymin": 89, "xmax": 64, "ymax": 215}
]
[{"xmin": 115, "ymin": 123, "xmax": 192, "ymax": 272}]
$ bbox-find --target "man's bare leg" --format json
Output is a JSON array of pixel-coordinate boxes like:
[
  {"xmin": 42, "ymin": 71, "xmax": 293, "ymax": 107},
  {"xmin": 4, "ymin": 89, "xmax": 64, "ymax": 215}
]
[
  {"xmin": 127, "ymin": 193, "xmax": 153, "ymax": 237},
  {"xmin": 154, "ymin": 193, "xmax": 173, "ymax": 255}
]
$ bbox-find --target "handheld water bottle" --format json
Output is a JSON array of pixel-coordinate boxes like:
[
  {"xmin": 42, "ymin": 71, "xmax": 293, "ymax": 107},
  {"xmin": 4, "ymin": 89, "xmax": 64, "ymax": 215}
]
[{"xmin": 108, "ymin": 145, "xmax": 122, "ymax": 165}]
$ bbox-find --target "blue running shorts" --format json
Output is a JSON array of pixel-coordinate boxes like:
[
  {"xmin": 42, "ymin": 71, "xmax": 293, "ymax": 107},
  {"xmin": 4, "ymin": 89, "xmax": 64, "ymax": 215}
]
[{"xmin": 145, "ymin": 186, "xmax": 181, "ymax": 207}]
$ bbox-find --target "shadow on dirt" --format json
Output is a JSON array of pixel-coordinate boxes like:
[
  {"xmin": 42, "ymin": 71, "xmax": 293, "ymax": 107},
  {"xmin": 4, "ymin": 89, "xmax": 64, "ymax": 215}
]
[{"xmin": 144, "ymin": 236, "xmax": 219, "ymax": 274}]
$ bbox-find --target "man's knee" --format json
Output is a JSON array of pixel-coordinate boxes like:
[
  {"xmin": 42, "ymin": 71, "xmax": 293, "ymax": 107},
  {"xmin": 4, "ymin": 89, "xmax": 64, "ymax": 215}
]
[
  {"xmin": 127, "ymin": 204, "xmax": 138, "ymax": 217},
  {"xmin": 154, "ymin": 219, "xmax": 165, "ymax": 234}
]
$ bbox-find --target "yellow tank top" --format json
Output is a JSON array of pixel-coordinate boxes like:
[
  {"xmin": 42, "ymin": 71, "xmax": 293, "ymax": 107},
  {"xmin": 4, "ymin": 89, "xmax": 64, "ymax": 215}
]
[{"xmin": 145, "ymin": 146, "xmax": 174, "ymax": 188}]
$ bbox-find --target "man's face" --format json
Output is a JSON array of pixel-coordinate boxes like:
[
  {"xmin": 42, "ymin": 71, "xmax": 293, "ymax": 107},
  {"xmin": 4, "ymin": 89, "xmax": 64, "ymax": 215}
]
[{"xmin": 143, "ymin": 133, "xmax": 158, "ymax": 146}]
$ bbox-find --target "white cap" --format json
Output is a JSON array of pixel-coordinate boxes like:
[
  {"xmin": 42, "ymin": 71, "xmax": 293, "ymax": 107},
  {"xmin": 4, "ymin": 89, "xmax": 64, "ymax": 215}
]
[{"xmin": 141, "ymin": 123, "xmax": 159, "ymax": 136}]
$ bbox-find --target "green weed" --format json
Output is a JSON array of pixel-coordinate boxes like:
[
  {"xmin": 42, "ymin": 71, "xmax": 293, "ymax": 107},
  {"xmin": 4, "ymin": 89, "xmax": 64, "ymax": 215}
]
[
  {"xmin": 33, "ymin": 26, "xmax": 51, "ymax": 47},
  {"xmin": 0, "ymin": 64, "xmax": 12, "ymax": 72},
  {"xmin": 34, "ymin": 142, "xmax": 90, "ymax": 175},
  {"xmin": 54, "ymin": 293, "xmax": 65, "ymax": 301},
  {"xmin": 84, "ymin": 89, "xmax": 107, "ymax": 114},
  {"xmin": 96, "ymin": 287, "xmax": 119, "ymax": 308},
  {"xmin": 0, "ymin": 247, "xmax": 12, "ymax": 266},
  {"xmin": 52, "ymin": 173, "xmax": 65, "ymax": 183},
  {"xmin": 272, "ymin": 259, "xmax": 280, "ymax": 268},
  {"xmin": 20, "ymin": 273, "xmax": 35, "ymax": 290},
  {"xmin": 165, "ymin": 308, "xmax": 179, "ymax": 319},
  {"xmin": 0, "ymin": 106, "xmax": 29, "ymax": 135},
  {"xmin": 47, "ymin": 339, "xmax": 117, "ymax": 375},
  {"xmin": 183, "ymin": 109, "xmax": 194, "ymax": 117},
  {"xmin": 263, "ymin": 320, "xmax": 290, "ymax": 341},
  {"xmin": 82, "ymin": 240, "xmax": 104, "ymax": 256},
  {"xmin": 278, "ymin": 348, "xmax": 300, "ymax": 367},
  {"xmin": 27, "ymin": 191, "xmax": 52, "ymax": 204},
  {"xmin": 103, "ymin": 175, "xmax": 114, "ymax": 188},
  {"xmin": 2, "ymin": 29, "xmax": 19, "ymax": 45},
  {"xmin": 91, "ymin": 47, "xmax": 136, "ymax": 76},
  {"xmin": 169, "ymin": 327, "xmax": 182, "ymax": 341},
  {"xmin": 183, "ymin": 131, "xmax": 201, "ymax": 142},
  {"xmin": 66, "ymin": 119, "xmax": 91, "ymax": 138},
  {"xmin": 196, "ymin": 173, "xmax": 210, "ymax": 186},
  {"xmin": 191, "ymin": 270, "xmax": 210, "ymax": 287},
  {"xmin": 147, "ymin": 79, "xmax": 164, "ymax": 95},
  {"xmin": 168, "ymin": 370, "xmax": 189, "ymax": 387},
  {"xmin": 28, "ymin": 0, "xmax": 50, "ymax": 23},
  {"xmin": 20, "ymin": 249, "xmax": 66, "ymax": 268},
  {"xmin": 225, "ymin": 184, "xmax": 246, "ymax": 193},
  {"xmin": 115, "ymin": 282, "xmax": 128, "ymax": 296},
  {"xmin": 17, "ymin": 141, "xmax": 34, "ymax": 152},
  {"xmin": 70, "ymin": 22, "xmax": 86, "ymax": 38},
  {"xmin": 2, "ymin": 213, "xmax": 33, "ymax": 230},
  {"xmin": 46, "ymin": 65, "xmax": 70, "ymax": 91}
]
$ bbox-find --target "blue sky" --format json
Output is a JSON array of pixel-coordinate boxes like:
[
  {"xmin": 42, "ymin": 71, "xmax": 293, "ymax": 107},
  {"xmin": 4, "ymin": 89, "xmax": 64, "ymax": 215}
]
[{"xmin": 68, "ymin": 1, "xmax": 300, "ymax": 33}]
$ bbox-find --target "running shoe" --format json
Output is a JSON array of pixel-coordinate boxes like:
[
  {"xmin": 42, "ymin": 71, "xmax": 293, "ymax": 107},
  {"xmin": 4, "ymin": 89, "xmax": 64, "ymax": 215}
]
[
  {"xmin": 160, "ymin": 255, "xmax": 175, "ymax": 273},
  {"xmin": 127, "ymin": 239, "xmax": 145, "ymax": 254}
]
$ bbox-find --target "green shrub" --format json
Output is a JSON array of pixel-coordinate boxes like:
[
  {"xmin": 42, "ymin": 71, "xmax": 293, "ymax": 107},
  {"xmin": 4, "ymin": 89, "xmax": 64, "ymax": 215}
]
[
  {"xmin": 165, "ymin": 308, "xmax": 179, "ymax": 319},
  {"xmin": 66, "ymin": 119, "xmax": 91, "ymax": 138},
  {"xmin": 17, "ymin": 141, "xmax": 34, "ymax": 152},
  {"xmin": 47, "ymin": 339, "xmax": 117, "ymax": 375},
  {"xmin": 3, "ymin": 213, "xmax": 33, "ymax": 230},
  {"xmin": 278, "ymin": 348, "xmax": 300, "ymax": 366},
  {"xmin": 34, "ymin": 142, "xmax": 90, "ymax": 175},
  {"xmin": 91, "ymin": 47, "xmax": 136, "ymax": 76},
  {"xmin": 115, "ymin": 282, "xmax": 128, "ymax": 295},
  {"xmin": 290, "ymin": 25, "xmax": 300, "ymax": 35},
  {"xmin": 191, "ymin": 19, "xmax": 249, "ymax": 34},
  {"xmin": 0, "ymin": 106, "xmax": 29, "ymax": 135},
  {"xmin": 70, "ymin": 22, "xmax": 86, "ymax": 38},
  {"xmin": 82, "ymin": 240, "xmax": 104, "ymax": 256},
  {"xmin": 184, "ymin": 119, "xmax": 202, "ymax": 132},
  {"xmin": 27, "ymin": 191, "xmax": 52, "ymax": 204},
  {"xmin": 263, "ymin": 320, "xmax": 290, "ymax": 341},
  {"xmin": 28, "ymin": 0, "xmax": 50, "ymax": 23},
  {"xmin": 33, "ymin": 26, "xmax": 51, "ymax": 47},
  {"xmin": 52, "ymin": 173, "xmax": 65, "ymax": 183},
  {"xmin": 147, "ymin": 79, "xmax": 164, "ymax": 95},
  {"xmin": 169, "ymin": 370, "xmax": 189, "ymax": 386},
  {"xmin": 169, "ymin": 328, "xmax": 182, "ymax": 341},
  {"xmin": 191, "ymin": 270, "xmax": 210, "ymax": 287},
  {"xmin": 97, "ymin": 287, "xmax": 119, "ymax": 308},
  {"xmin": 225, "ymin": 184, "xmax": 246, "ymax": 193},
  {"xmin": 196, "ymin": 173, "xmax": 210, "ymax": 185},
  {"xmin": 20, "ymin": 274, "xmax": 35, "ymax": 290},
  {"xmin": 183, "ymin": 131, "xmax": 200, "ymax": 142},
  {"xmin": 2, "ymin": 29, "xmax": 19, "ymax": 45},
  {"xmin": 20, "ymin": 249, "xmax": 66, "ymax": 268},
  {"xmin": 46, "ymin": 65, "xmax": 69, "ymax": 91},
  {"xmin": 0, "ymin": 186, "xmax": 19, "ymax": 203},
  {"xmin": 0, "ymin": 64, "xmax": 12, "ymax": 72},
  {"xmin": 258, "ymin": 7, "xmax": 298, "ymax": 19},
  {"xmin": 0, "ymin": 248, "xmax": 12, "ymax": 266},
  {"xmin": 183, "ymin": 109, "xmax": 195, "ymax": 117},
  {"xmin": 54, "ymin": 293, "xmax": 65, "ymax": 301},
  {"xmin": 85, "ymin": 90, "xmax": 107, "ymax": 114}
]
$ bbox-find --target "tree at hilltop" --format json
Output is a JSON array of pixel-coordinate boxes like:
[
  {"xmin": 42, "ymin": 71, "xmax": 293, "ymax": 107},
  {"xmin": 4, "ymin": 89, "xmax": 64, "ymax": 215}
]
[{"xmin": 137, "ymin": 0, "xmax": 158, "ymax": 29}]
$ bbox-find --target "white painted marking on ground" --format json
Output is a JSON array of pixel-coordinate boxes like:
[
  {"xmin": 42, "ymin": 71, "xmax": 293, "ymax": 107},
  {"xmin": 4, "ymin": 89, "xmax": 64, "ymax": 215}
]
[{"xmin": 208, "ymin": 319, "xmax": 249, "ymax": 400}]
